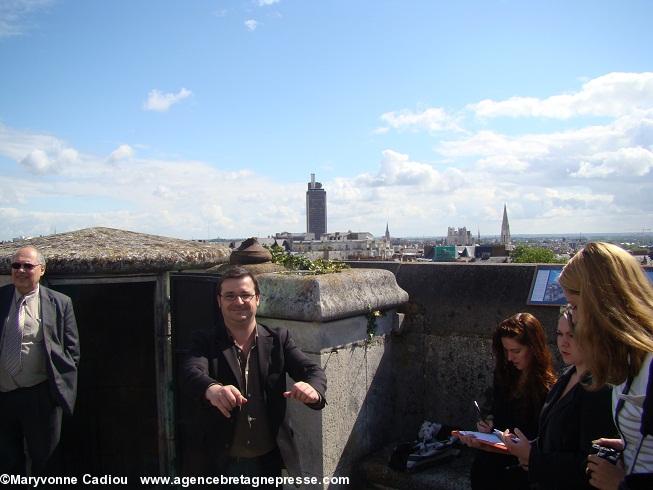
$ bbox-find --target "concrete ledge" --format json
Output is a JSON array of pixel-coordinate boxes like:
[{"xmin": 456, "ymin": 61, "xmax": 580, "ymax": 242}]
[
  {"xmin": 359, "ymin": 444, "xmax": 473, "ymax": 490},
  {"xmin": 257, "ymin": 269, "xmax": 409, "ymax": 322},
  {"xmin": 258, "ymin": 310, "xmax": 398, "ymax": 353}
]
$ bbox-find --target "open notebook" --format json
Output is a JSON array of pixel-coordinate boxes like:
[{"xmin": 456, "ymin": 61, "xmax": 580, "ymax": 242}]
[{"xmin": 451, "ymin": 430, "xmax": 509, "ymax": 453}]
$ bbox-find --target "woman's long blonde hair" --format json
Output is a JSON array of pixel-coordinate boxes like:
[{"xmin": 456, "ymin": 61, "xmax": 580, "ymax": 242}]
[{"xmin": 559, "ymin": 242, "xmax": 653, "ymax": 387}]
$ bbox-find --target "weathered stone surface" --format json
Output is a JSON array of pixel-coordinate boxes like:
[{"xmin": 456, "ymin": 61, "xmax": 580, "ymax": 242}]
[
  {"xmin": 259, "ymin": 311, "xmax": 397, "ymax": 353},
  {"xmin": 359, "ymin": 444, "xmax": 473, "ymax": 490},
  {"xmin": 347, "ymin": 261, "xmax": 561, "ymax": 444},
  {"xmin": 424, "ymin": 335, "xmax": 494, "ymax": 430},
  {"xmin": 274, "ymin": 315, "xmax": 396, "ymax": 489},
  {"xmin": 0, "ymin": 227, "xmax": 230, "ymax": 274},
  {"xmin": 257, "ymin": 269, "xmax": 409, "ymax": 322},
  {"xmin": 207, "ymin": 262, "xmax": 286, "ymax": 275},
  {"xmin": 347, "ymin": 261, "xmax": 559, "ymax": 337}
]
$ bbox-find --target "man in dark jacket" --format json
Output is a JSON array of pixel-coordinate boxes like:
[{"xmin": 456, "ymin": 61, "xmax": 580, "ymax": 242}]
[
  {"xmin": 180, "ymin": 266, "xmax": 326, "ymax": 482},
  {"xmin": 0, "ymin": 246, "xmax": 80, "ymax": 475}
]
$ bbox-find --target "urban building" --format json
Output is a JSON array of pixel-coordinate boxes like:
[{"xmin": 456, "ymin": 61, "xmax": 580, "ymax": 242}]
[
  {"xmin": 306, "ymin": 173, "xmax": 327, "ymax": 239},
  {"xmin": 445, "ymin": 226, "xmax": 475, "ymax": 246}
]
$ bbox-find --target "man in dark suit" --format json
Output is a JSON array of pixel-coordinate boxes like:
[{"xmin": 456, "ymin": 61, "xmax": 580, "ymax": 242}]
[
  {"xmin": 181, "ymin": 266, "xmax": 326, "ymax": 482},
  {"xmin": 0, "ymin": 245, "xmax": 80, "ymax": 475}
]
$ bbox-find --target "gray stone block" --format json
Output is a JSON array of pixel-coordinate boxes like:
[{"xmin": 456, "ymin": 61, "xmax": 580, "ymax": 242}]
[{"xmin": 257, "ymin": 269, "xmax": 409, "ymax": 322}]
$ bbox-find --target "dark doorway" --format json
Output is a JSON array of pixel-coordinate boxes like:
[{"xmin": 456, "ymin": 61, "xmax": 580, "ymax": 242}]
[
  {"xmin": 170, "ymin": 273, "xmax": 222, "ymax": 475},
  {"xmin": 51, "ymin": 281, "xmax": 159, "ymax": 478}
]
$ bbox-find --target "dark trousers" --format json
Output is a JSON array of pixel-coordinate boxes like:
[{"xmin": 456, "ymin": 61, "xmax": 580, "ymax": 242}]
[
  {"xmin": 223, "ymin": 448, "xmax": 283, "ymax": 489},
  {"xmin": 471, "ymin": 450, "xmax": 531, "ymax": 490},
  {"xmin": 0, "ymin": 381, "xmax": 63, "ymax": 475}
]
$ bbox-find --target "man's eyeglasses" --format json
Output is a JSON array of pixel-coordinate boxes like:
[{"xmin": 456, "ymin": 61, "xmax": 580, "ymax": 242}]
[
  {"xmin": 11, "ymin": 262, "xmax": 41, "ymax": 271},
  {"xmin": 219, "ymin": 293, "xmax": 257, "ymax": 303}
]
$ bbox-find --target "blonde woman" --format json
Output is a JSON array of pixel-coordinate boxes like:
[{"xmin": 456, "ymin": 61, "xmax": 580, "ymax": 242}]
[{"xmin": 558, "ymin": 242, "xmax": 653, "ymax": 490}]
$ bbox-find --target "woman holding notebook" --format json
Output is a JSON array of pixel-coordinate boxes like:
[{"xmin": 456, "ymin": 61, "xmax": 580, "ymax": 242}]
[
  {"xmin": 459, "ymin": 313, "xmax": 556, "ymax": 490},
  {"xmin": 503, "ymin": 306, "xmax": 617, "ymax": 489}
]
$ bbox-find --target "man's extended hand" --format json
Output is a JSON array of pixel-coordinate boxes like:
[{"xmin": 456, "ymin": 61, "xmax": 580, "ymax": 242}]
[
  {"xmin": 283, "ymin": 381, "xmax": 320, "ymax": 404},
  {"xmin": 205, "ymin": 384, "xmax": 247, "ymax": 418}
]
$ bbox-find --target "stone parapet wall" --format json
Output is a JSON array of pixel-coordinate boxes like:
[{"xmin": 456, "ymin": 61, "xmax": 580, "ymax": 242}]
[
  {"xmin": 260, "ymin": 313, "xmax": 398, "ymax": 488},
  {"xmin": 255, "ymin": 269, "xmax": 406, "ymax": 488},
  {"xmin": 346, "ymin": 261, "xmax": 561, "ymax": 441}
]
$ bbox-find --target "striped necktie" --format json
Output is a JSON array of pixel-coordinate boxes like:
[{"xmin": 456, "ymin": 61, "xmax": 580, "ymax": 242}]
[{"xmin": 2, "ymin": 296, "xmax": 26, "ymax": 376}]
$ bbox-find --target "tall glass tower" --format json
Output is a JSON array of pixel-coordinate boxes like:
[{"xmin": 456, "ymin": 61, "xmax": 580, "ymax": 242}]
[{"xmin": 306, "ymin": 173, "xmax": 327, "ymax": 239}]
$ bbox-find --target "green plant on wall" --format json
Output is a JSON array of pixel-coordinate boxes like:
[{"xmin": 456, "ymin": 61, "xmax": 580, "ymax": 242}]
[
  {"xmin": 265, "ymin": 243, "xmax": 350, "ymax": 274},
  {"xmin": 366, "ymin": 305, "xmax": 384, "ymax": 342}
]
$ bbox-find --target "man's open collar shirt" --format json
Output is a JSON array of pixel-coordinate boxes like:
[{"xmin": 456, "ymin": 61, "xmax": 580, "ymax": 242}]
[{"xmin": 227, "ymin": 324, "xmax": 275, "ymax": 458}]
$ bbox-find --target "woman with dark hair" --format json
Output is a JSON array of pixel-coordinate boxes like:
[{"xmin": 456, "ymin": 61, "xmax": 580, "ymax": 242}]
[
  {"xmin": 558, "ymin": 242, "xmax": 653, "ymax": 490},
  {"xmin": 503, "ymin": 306, "xmax": 617, "ymax": 489},
  {"xmin": 459, "ymin": 313, "xmax": 556, "ymax": 490}
]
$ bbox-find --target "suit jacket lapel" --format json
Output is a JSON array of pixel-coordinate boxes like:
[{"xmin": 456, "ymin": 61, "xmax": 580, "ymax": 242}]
[
  {"xmin": 40, "ymin": 286, "xmax": 56, "ymax": 354},
  {"xmin": 214, "ymin": 321, "xmax": 243, "ymax": 389},
  {"xmin": 256, "ymin": 324, "xmax": 272, "ymax": 385},
  {"xmin": 221, "ymin": 345, "xmax": 242, "ymax": 390}
]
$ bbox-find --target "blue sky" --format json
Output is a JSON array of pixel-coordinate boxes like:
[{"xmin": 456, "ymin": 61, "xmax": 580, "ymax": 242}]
[{"xmin": 1, "ymin": 0, "xmax": 652, "ymax": 240}]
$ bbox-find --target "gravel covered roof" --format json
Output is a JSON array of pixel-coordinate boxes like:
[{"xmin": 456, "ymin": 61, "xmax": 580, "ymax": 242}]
[{"xmin": 0, "ymin": 227, "xmax": 230, "ymax": 274}]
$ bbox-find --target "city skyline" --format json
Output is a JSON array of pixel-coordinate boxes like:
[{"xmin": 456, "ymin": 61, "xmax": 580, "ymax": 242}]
[{"xmin": 0, "ymin": 1, "xmax": 652, "ymax": 241}]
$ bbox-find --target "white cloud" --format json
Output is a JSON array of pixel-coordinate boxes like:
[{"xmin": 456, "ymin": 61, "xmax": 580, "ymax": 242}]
[
  {"xmin": 542, "ymin": 187, "xmax": 613, "ymax": 204},
  {"xmin": 143, "ymin": 88, "xmax": 192, "ymax": 112},
  {"xmin": 377, "ymin": 107, "xmax": 462, "ymax": 133},
  {"xmin": 153, "ymin": 185, "xmax": 174, "ymax": 199},
  {"xmin": 477, "ymin": 155, "xmax": 529, "ymax": 172},
  {"xmin": 0, "ymin": 124, "xmax": 310, "ymax": 239},
  {"xmin": 572, "ymin": 147, "xmax": 653, "ymax": 178},
  {"xmin": 353, "ymin": 149, "xmax": 467, "ymax": 192},
  {"xmin": 1, "ymin": 124, "xmax": 81, "ymax": 175},
  {"xmin": 59, "ymin": 148, "xmax": 79, "ymax": 164},
  {"xmin": 0, "ymin": 181, "xmax": 23, "ymax": 205},
  {"xmin": 244, "ymin": 19, "xmax": 258, "ymax": 31},
  {"xmin": 437, "ymin": 109, "xmax": 653, "ymax": 187},
  {"xmin": 0, "ymin": 123, "xmax": 78, "ymax": 166},
  {"xmin": 469, "ymin": 72, "xmax": 653, "ymax": 119},
  {"xmin": 0, "ymin": 0, "xmax": 52, "ymax": 38},
  {"xmin": 107, "ymin": 144, "xmax": 134, "ymax": 164},
  {"xmin": 439, "ymin": 130, "xmax": 550, "ymax": 160},
  {"xmin": 20, "ymin": 149, "xmax": 52, "ymax": 173},
  {"xmin": 257, "ymin": 0, "xmax": 280, "ymax": 5}
]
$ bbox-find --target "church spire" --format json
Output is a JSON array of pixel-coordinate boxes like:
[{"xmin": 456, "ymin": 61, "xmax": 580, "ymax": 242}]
[
  {"xmin": 500, "ymin": 204, "xmax": 511, "ymax": 247},
  {"xmin": 385, "ymin": 222, "xmax": 390, "ymax": 241}
]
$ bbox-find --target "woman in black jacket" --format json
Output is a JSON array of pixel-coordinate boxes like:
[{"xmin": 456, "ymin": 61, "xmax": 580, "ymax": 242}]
[
  {"xmin": 504, "ymin": 306, "xmax": 618, "ymax": 489},
  {"xmin": 459, "ymin": 313, "xmax": 557, "ymax": 490}
]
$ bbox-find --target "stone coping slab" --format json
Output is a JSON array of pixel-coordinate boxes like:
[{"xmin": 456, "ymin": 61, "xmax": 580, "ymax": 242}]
[
  {"xmin": 257, "ymin": 269, "xmax": 409, "ymax": 322},
  {"xmin": 0, "ymin": 227, "xmax": 230, "ymax": 274}
]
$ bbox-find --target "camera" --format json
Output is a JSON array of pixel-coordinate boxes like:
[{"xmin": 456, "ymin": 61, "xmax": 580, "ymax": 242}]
[{"xmin": 590, "ymin": 443, "xmax": 621, "ymax": 464}]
